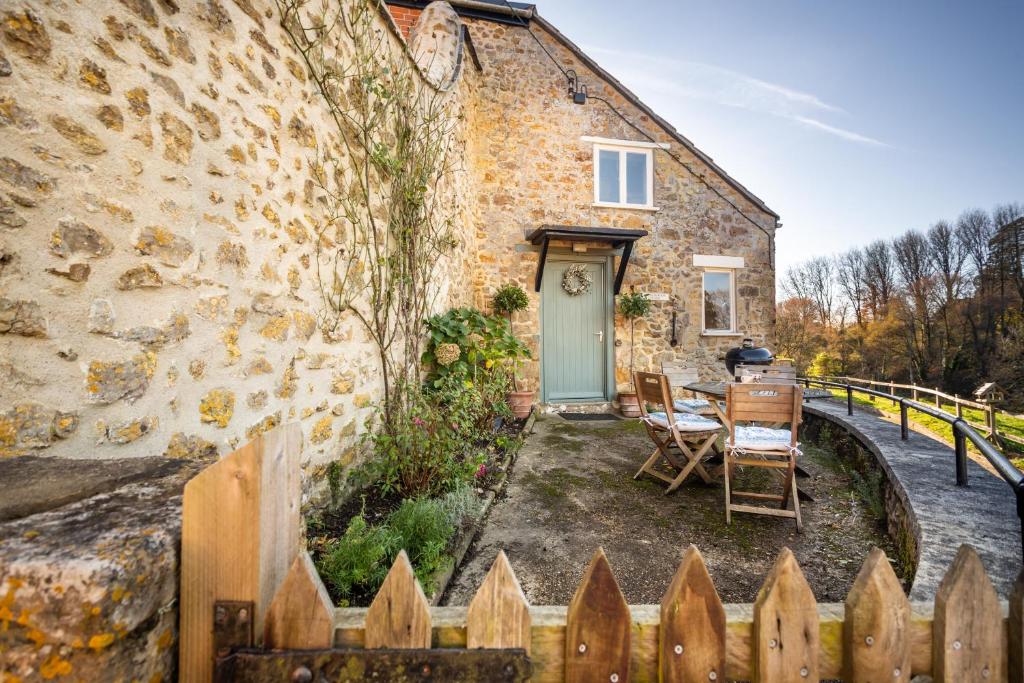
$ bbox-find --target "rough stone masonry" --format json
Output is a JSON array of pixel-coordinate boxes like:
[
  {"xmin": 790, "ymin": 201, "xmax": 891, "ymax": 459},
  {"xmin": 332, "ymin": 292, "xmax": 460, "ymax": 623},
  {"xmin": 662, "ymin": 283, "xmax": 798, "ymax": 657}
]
[{"xmin": 0, "ymin": 0, "xmax": 476, "ymax": 481}]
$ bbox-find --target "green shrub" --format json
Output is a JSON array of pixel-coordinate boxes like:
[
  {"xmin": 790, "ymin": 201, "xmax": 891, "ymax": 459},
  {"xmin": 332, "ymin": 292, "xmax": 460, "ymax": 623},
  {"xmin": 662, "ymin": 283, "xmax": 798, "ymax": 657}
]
[
  {"xmin": 363, "ymin": 388, "xmax": 480, "ymax": 498},
  {"xmin": 422, "ymin": 307, "xmax": 529, "ymax": 384},
  {"xmin": 492, "ymin": 283, "xmax": 529, "ymax": 318},
  {"xmin": 388, "ymin": 496, "xmax": 457, "ymax": 585},
  {"xmin": 618, "ymin": 291, "xmax": 651, "ymax": 320},
  {"xmin": 440, "ymin": 483, "xmax": 484, "ymax": 523},
  {"xmin": 809, "ymin": 350, "xmax": 843, "ymax": 377},
  {"xmin": 317, "ymin": 486, "xmax": 481, "ymax": 605},
  {"xmin": 318, "ymin": 515, "xmax": 399, "ymax": 606},
  {"xmin": 432, "ymin": 369, "xmax": 512, "ymax": 443}
]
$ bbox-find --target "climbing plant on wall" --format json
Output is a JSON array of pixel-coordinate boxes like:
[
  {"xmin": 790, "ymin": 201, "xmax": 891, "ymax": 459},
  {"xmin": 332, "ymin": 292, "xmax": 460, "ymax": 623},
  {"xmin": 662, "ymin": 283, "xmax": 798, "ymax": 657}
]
[{"xmin": 277, "ymin": 0, "xmax": 460, "ymax": 430}]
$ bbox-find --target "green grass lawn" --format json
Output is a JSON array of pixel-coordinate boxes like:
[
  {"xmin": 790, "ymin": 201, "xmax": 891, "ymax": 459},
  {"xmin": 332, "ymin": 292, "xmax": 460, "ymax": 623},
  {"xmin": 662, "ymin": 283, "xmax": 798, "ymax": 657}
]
[{"xmin": 824, "ymin": 389, "xmax": 1024, "ymax": 468}]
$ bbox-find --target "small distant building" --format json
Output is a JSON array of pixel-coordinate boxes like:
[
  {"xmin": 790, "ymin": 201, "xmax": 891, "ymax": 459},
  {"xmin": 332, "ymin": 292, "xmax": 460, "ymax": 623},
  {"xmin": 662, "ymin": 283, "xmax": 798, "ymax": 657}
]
[{"xmin": 974, "ymin": 382, "xmax": 1005, "ymax": 403}]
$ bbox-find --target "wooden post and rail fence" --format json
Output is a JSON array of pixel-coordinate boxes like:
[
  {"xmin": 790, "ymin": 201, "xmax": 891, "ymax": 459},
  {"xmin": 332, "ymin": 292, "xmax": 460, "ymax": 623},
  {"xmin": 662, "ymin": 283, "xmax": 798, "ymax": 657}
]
[
  {"xmin": 810, "ymin": 374, "xmax": 1024, "ymax": 448},
  {"xmin": 181, "ymin": 423, "xmax": 1024, "ymax": 682}
]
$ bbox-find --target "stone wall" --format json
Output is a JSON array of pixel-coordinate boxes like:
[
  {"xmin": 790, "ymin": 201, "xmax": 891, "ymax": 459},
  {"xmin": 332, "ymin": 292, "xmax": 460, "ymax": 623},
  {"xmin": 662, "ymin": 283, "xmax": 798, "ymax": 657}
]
[
  {"xmin": 461, "ymin": 16, "xmax": 778, "ymax": 393},
  {"xmin": 0, "ymin": 456, "xmax": 205, "ymax": 682},
  {"xmin": 0, "ymin": 1, "xmax": 476, "ymax": 492}
]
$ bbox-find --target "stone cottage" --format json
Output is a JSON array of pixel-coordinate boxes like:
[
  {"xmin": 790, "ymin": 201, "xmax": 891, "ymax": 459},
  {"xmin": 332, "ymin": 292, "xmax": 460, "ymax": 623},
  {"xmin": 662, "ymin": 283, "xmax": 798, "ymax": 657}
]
[
  {"xmin": 0, "ymin": 0, "xmax": 777, "ymax": 471},
  {"xmin": 0, "ymin": 0, "xmax": 778, "ymax": 676},
  {"xmin": 390, "ymin": 0, "xmax": 779, "ymax": 404}
]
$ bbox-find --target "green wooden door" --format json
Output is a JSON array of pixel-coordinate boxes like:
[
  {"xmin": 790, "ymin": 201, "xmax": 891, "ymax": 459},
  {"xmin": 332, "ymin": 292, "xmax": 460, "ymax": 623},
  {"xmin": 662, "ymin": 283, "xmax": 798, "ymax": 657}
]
[{"xmin": 541, "ymin": 260, "xmax": 610, "ymax": 402}]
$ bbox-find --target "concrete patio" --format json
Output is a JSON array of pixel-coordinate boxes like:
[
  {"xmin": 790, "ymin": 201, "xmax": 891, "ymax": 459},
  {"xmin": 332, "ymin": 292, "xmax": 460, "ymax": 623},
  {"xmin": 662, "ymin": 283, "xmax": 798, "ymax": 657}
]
[{"xmin": 442, "ymin": 410, "xmax": 901, "ymax": 605}]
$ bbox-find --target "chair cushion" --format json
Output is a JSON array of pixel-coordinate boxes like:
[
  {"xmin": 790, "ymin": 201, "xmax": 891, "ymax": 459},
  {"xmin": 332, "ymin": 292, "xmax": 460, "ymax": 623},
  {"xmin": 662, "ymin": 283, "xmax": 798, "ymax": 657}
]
[
  {"xmin": 647, "ymin": 411, "xmax": 722, "ymax": 432},
  {"xmin": 673, "ymin": 398, "xmax": 711, "ymax": 414},
  {"xmin": 732, "ymin": 426, "xmax": 797, "ymax": 451}
]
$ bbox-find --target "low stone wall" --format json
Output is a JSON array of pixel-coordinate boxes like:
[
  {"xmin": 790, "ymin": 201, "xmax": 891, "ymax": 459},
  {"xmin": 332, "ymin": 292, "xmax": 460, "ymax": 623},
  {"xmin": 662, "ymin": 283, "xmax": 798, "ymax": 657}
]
[
  {"xmin": 800, "ymin": 411, "xmax": 919, "ymax": 584},
  {"xmin": 0, "ymin": 456, "xmax": 206, "ymax": 681}
]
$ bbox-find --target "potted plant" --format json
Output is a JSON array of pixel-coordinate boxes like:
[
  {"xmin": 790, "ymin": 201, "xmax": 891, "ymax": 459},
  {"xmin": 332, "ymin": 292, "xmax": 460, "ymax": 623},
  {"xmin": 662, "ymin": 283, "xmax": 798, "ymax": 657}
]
[
  {"xmin": 617, "ymin": 290, "xmax": 651, "ymax": 418},
  {"xmin": 492, "ymin": 283, "xmax": 534, "ymax": 419}
]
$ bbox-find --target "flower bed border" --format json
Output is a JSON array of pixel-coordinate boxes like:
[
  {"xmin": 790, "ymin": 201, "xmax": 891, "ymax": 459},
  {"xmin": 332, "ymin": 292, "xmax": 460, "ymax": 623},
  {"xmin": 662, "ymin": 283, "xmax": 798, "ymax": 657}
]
[{"xmin": 425, "ymin": 406, "xmax": 536, "ymax": 604}]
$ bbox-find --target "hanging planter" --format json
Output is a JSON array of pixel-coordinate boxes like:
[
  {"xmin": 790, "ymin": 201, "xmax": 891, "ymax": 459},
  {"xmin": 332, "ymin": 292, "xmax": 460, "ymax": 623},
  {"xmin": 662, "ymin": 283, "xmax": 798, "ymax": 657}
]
[{"xmin": 561, "ymin": 263, "xmax": 592, "ymax": 296}]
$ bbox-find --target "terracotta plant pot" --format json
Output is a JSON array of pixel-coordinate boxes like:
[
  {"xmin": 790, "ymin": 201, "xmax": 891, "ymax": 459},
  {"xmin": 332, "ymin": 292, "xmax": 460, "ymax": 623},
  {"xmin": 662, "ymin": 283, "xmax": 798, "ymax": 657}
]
[
  {"xmin": 507, "ymin": 391, "xmax": 535, "ymax": 420},
  {"xmin": 618, "ymin": 391, "xmax": 642, "ymax": 418}
]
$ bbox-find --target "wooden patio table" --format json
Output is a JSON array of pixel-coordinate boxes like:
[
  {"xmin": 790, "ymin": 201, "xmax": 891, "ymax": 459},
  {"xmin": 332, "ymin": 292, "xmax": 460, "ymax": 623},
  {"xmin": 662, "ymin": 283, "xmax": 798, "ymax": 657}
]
[{"xmin": 683, "ymin": 381, "xmax": 826, "ymax": 501}]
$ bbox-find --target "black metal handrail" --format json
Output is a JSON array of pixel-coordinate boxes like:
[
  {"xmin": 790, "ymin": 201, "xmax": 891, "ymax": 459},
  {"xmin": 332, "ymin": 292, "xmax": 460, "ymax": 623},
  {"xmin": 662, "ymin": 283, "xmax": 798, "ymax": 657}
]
[{"xmin": 800, "ymin": 376, "xmax": 1024, "ymax": 556}]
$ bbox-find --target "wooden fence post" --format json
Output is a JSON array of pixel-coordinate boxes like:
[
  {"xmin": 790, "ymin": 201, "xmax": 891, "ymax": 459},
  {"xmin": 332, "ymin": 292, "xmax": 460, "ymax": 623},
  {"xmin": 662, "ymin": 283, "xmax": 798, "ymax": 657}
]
[
  {"xmin": 844, "ymin": 548, "xmax": 910, "ymax": 682},
  {"xmin": 660, "ymin": 545, "xmax": 725, "ymax": 683},
  {"xmin": 754, "ymin": 548, "xmax": 819, "ymax": 682},
  {"xmin": 987, "ymin": 404, "xmax": 997, "ymax": 437},
  {"xmin": 179, "ymin": 422, "xmax": 302, "ymax": 682},
  {"xmin": 263, "ymin": 551, "xmax": 334, "ymax": 650},
  {"xmin": 365, "ymin": 551, "xmax": 432, "ymax": 649},
  {"xmin": 935, "ymin": 388, "xmax": 942, "ymax": 410},
  {"xmin": 955, "ymin": 396, "xmax": 963, "ymax": 419},
  {"xmin": 466, "ymin": 551, "xmax": 531, "ymax": 653},
  {"xmin": 1010, "ymin": 569, "xmax": 1024, "ymax": 683},
  {"xmin": 565, "ymin": 548, "xmax": 631, "ymax": 683},
  {"xmin": 932, "ymin": 545, "xmax": 1003, "ymax": 682}
]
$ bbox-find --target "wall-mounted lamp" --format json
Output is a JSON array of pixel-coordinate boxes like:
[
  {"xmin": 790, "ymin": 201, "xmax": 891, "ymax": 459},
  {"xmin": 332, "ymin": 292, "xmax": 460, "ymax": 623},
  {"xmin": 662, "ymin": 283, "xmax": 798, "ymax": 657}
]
[{"xmin": 566, "ymin": 69, "xmax": 588, "ymax": 105}]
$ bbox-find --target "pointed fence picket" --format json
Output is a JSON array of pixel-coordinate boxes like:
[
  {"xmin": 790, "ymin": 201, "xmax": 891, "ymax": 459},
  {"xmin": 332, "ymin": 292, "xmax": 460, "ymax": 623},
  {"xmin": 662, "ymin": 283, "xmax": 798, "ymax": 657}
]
[{"xmin": 182, "ymin": 426, "xmax": 1021, "ymax": 682}]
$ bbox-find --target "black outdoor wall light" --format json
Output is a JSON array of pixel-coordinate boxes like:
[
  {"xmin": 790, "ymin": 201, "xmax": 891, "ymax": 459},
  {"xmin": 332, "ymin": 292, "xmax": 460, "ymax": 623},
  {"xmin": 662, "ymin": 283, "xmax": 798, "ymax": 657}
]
[{"xmin": 566, "ymin": 69, "xmax": 588, "ymax": 104}]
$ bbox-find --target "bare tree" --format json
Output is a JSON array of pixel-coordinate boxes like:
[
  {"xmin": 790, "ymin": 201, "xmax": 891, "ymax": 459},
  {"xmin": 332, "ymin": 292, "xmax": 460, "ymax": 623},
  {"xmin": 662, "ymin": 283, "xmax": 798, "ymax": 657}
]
[
  {"xmin": 863, "ymin": 240, "xmax": 895, "ymax": 318},
  {"xmin": 784, "ymin": 257, "xmax": 837, "ymax": 328},
  {"xmin": 956, "ymin": 208, "xmax": 993, "ymax": 288},
  {"xmin": 775, "ymin": 296, "xmax": 826, "ymax": 373},
  {"xmin": 835, "ymin": 248, "xmax": 868, "ymax": 327},
  {"xmin": 893, "ymin": 230, "xmax": 937, "ymax": 380},
  {"xmin": 927, "ymin": 220, "xmax": 967, "ymax": 375},
  {"xmin": 991, "ymin": 203, "xmax": 1024, "ymax": 302},
  {"xmin": 955, "ymin": 208, "xmax": 998, "ymax": 377},
  {"xmin": 993, "ymin": 202, "xmax": 1024, "ymax": 230}
]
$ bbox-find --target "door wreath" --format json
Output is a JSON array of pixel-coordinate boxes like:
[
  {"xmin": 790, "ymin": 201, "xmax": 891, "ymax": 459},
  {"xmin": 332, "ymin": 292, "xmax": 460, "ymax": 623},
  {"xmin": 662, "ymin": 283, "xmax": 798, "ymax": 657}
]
[{"xmin": 561, "ymin": 263, "xmax": 592, "ymax": 296}]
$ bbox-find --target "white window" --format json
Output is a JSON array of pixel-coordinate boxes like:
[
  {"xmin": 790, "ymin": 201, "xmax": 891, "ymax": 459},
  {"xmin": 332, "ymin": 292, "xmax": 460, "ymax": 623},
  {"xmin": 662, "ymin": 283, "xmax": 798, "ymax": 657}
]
[
  {"xmin": 702, "ymin": 269, "xmax": 736, "ymax": 334},
  {"xmin": 584, "ymin": 137, "xmax": 661, "ymax": 210}
]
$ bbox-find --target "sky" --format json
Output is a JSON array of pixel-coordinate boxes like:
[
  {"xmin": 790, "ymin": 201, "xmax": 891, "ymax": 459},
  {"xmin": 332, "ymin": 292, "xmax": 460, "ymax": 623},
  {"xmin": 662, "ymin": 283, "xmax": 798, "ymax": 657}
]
[{"xmin": 534, "ymin": 0, "xmax": 1024, "ymax": 279}]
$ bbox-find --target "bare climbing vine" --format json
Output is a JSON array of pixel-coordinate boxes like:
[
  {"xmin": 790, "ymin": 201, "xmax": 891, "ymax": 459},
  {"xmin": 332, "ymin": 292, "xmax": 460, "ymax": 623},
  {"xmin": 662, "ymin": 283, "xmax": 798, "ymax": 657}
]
[{"xmin": 276, "ymin": 0, "xmax": 461, "ymax": 429}]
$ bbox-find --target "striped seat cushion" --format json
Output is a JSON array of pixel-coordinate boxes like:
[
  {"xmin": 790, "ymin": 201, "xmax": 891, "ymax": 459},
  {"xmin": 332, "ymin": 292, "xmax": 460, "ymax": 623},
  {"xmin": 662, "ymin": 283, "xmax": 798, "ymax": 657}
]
[
  {"xmin": 673, "ymin": 398, "xmax": 712, "ymax": 414},
  {"xmin": 732, "ymin": 426, "xmax": 798, "ymax": 452},
  {"xmin": 647, "ymin": 411, "xmax": 722, "ymax": 432}
]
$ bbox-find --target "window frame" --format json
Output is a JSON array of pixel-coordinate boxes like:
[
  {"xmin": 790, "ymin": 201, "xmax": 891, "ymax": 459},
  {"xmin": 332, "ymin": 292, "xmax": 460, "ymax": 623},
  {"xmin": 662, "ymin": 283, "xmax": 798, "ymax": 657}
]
[
  {"xmin": 701, "ymin": 268, "xmax": 738, "ymax": 335},
  {"xmin": 590, "ymin": 141, "xmax": 656, "ymax": 210}
]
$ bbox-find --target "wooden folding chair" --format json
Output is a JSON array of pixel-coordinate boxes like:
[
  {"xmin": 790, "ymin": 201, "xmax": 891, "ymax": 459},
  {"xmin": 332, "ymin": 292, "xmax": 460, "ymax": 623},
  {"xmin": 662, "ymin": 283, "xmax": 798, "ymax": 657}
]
[
  {"xmin": 736, "ymin": 364, "xmax": 797, "ymax": 385},
  {"xmin": 633, "ymin": 372, "xmax": 722, "ymax": 495},
  {"xmin": 723, "ymin": 382, "xmax": 804, "ymax": 531},
  {"xmin": 661, "ymin": 362, "xmax": 716, "ymax": 416}
]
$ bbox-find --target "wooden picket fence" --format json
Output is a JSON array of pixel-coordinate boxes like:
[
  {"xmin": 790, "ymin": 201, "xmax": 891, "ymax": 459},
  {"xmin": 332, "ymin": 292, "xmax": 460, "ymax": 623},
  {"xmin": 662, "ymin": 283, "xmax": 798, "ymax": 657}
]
[{"xmin": 180, "ymin": 424, "xmax": 1024, "ymax": 682}]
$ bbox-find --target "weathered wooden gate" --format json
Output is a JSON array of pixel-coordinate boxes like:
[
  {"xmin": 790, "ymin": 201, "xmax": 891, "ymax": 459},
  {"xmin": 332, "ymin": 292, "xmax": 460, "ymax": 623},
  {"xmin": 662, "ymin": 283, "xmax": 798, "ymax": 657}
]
[{"xmin": 180, "ymin": 424, "xmax": 1024, "ymax": 681}]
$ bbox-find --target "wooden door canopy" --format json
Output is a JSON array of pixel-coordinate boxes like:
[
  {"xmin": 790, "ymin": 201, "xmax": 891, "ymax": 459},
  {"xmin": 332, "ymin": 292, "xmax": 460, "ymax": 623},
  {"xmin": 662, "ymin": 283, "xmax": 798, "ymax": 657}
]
[{"xmin": 526, "ymin": 225, "xmax": 647, "ymax": 293}]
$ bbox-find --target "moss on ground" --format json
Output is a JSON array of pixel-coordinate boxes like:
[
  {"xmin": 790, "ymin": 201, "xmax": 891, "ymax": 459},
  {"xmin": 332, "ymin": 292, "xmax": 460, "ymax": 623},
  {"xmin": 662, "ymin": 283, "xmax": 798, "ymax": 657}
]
[{"xmin": 521, "ymin": 466, "xmax": 589, "ymax": 501}]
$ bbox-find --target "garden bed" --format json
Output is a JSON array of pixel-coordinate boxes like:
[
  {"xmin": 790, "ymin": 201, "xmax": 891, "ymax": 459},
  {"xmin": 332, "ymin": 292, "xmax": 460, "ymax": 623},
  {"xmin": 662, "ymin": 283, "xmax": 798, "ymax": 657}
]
[{"xmin": 307, "ymin": 414, "xmax": 529, "ymax": 606}]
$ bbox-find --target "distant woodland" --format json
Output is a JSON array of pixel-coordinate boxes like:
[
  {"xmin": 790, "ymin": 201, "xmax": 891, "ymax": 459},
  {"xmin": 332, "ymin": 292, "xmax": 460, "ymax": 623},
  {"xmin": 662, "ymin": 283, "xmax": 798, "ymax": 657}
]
[{"xmin": 777, "ymin": 202, "xmax": 1024, "ymax": 411}]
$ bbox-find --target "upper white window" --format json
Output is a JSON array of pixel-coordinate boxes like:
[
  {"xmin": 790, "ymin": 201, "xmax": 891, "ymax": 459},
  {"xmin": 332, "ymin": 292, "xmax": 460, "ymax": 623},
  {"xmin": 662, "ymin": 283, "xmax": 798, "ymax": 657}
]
[{"xmin": 584, "ymin": 138, "xmax": 661, "ymax": 210}]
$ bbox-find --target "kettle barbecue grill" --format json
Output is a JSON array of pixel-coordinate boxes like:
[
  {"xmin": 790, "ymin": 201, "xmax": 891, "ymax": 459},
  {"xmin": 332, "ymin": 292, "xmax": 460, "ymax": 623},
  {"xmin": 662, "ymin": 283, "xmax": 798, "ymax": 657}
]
[{"xmin": 724, "ymin": 338, "xmax": 774, "ymax": 376}]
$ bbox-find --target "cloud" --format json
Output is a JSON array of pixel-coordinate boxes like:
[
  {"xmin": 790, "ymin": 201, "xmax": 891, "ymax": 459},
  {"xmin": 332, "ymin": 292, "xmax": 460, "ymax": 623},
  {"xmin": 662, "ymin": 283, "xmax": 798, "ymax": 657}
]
[
  {"xmin": 791, "ymin": 116, "xmax": 889, "ymax": 147},
  {"xmin": 583, "ymin": 45, "xmax": 887, "ymax": 148}
]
